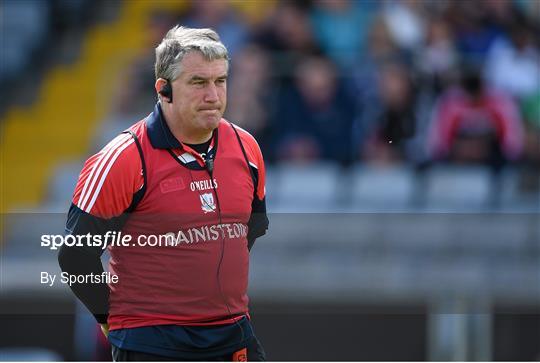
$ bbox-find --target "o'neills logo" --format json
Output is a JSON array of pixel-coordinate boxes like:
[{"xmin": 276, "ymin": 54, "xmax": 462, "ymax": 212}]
[
  {"xmin": 162, "ymin": 223, "xmax": 248, "ymax": 246},
  {"xmin": 190, "ymin": 178, "xmax": 218, "ymax": 192}
]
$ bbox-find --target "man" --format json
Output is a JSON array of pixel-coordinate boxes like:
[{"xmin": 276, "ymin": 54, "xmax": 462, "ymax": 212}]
[
  {"xmin": 428, "ymin": 66, "xmax": 523, "ymax": 169},
  {"xmin": 58, "ymin": 26, "xmax": 269, "ymax": 361}
]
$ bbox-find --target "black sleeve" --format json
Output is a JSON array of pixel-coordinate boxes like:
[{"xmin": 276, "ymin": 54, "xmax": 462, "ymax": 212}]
[
  {"xmin": 58, "ymin": 245, "xmax": 109, "ymax": 323},
  {"xmin": 58, "ymin": 204, "xmax": 128, "ymax": 324},
  {"xmin": 247, "ymin": 196, "xmax": 269, "ymax": 251}
]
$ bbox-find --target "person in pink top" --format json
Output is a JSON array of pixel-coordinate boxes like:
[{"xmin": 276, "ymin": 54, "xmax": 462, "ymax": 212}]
[{"xmin": 428, "ymin": 66, "xmax": 524, "ymax": 169}]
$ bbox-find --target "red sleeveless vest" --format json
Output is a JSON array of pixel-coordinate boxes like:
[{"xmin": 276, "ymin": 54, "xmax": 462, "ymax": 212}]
[{"xmin": 107, "ymin": 119, "xmax": 255, "ymax": 330}]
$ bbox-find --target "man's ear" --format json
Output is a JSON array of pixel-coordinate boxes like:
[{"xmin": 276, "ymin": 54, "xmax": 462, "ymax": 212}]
[{"xmin": 155, "ymin": 78, "xmax": 172, "ymax": 103}]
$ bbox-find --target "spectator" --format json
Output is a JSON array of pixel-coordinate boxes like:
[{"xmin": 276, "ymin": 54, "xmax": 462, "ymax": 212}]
[
  {"xmin": 444, "ymin": 1, "xmax": 501, "ymax": 64},
  {"xmin": 273, "ymin": 55, "xmax": 355, "ymax": 165},
  {"xmin": 254, "ymin": 1, "xmax": 322, "ymax": 85},
  {"xmin": 351, "ymin": 16, "xmax": 410, "ymax": 159},
  {"xmin": 225, "ymin": 44, "xmax": 275, "ymax": 155},
  {"xmin": 362, "ymin": 62, "xmax": 418, "ymax": 164},
  {"xmin": 354, "ymin": 15, "xmax": 410, "ymax": 93},
  {"xmin": 484, "ymin": 18, "xmax": 540, "ymax": 100},
  {"xmin": 416, "ymin": 17, "xmax": 459, "ymax": 95},
  {"xmin": 310, "ymin": 0, "xmax": 378, "ymax": 71},
  {"xmin": 427, "ymin": 67, "xmax": 524, "ymax": 170}
]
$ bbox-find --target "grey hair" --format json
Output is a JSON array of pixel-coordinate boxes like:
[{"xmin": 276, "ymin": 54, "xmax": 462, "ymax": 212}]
[{"xmin": 155, "ymin": 26, "xmax": 229, "ymax": 81}]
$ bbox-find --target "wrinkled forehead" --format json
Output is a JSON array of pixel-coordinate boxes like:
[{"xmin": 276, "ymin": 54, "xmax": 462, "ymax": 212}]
[{"xmin": 177, "ymin": 51, "xmax": 229, "ymax": 79}]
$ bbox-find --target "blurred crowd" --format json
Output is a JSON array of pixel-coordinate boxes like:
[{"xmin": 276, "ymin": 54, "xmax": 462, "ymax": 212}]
[
  {"xmin": 3, "ymin": 0, "xmax": 540, "ymax": 178},
  {"xmin": 116, "ymin": 0, "xmax": 539, "ymax": 180}
]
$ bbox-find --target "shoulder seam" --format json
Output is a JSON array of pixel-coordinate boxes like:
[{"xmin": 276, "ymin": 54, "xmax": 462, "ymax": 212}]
[
  {"xmin": 78, "ymin": 135, "xmax": 136, "ymax": 213},
  {"xmin": 228, "ymin": 122, "xmax": 261, "ymax": 164}
]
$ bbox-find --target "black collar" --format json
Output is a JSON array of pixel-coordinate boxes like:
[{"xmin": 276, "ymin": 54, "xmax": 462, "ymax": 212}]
[
  {"xmin": 146, "ymin": 103, "xmax": 219, "ymax": 153},
  {"xmin": 146, "ymin": 102, "xmax": 182, "ymax": 149}
]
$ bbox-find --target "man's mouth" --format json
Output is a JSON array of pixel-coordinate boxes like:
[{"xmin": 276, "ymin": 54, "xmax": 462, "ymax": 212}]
[{"xmin": 199, "ymin": 106, "xmax": 221, "ymax": 112}]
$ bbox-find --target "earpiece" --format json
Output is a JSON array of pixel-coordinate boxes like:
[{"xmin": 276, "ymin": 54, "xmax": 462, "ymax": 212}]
[{"xmin": 159, "ymin": 81, "xmax": 173, "ymax": 103}]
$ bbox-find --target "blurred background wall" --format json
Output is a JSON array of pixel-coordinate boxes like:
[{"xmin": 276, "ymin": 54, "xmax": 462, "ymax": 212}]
[{"xmin": 1, "ymin": 0, "xmax": 539, "ymax": 361}]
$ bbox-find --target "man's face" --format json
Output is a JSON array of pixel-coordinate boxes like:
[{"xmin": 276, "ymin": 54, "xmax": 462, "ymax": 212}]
[{"xmin": 170, "ymin": 51, "xmax": 228, "ymax": 135}]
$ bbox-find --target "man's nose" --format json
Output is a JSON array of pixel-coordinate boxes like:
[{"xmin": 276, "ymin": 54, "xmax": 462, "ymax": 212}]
[{"xmin": 204, "ymin": 83, "xmax": 219, "ymax": 102}]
